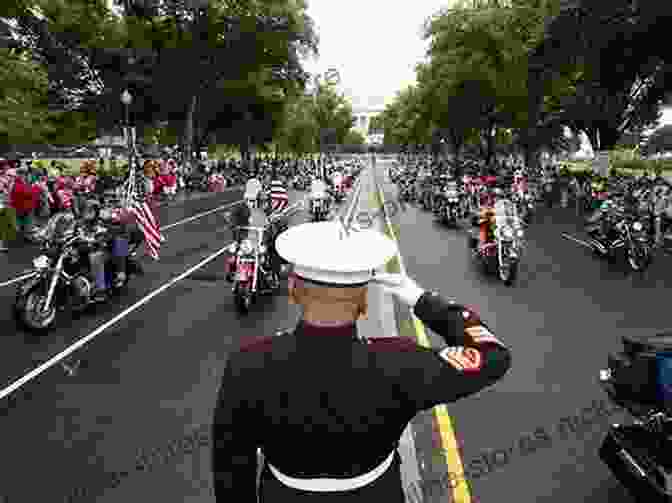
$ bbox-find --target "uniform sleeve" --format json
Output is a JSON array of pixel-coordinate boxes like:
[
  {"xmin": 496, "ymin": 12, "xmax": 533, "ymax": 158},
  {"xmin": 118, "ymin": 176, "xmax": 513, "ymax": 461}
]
[
  {"xmin": 211, "ymin": 355, "xmax": 259, "ymax": 503},
  {"xmin": 407, "ymin": 292, "xmax": 512, "ymax": 411}
]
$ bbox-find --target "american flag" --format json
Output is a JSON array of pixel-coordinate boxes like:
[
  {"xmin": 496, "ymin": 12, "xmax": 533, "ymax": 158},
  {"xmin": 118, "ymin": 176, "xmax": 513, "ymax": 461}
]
[
  {"xmin": 130, "ymin": 199, "xmax": 165, "ymax": 260},
  {"xmin": 270, "ymin": 180, "xmax": 288, "ymax": 212}
]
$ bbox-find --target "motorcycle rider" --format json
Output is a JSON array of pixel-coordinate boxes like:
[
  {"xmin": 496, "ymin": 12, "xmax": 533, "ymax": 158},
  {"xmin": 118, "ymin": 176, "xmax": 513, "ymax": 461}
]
[
  {"xmin": 475, "ymin": 187, "xmax": 502, "ymax": 249},
  {"xmin": 79, "ymin": 198, "xmax": 111, "ymax": 302}
]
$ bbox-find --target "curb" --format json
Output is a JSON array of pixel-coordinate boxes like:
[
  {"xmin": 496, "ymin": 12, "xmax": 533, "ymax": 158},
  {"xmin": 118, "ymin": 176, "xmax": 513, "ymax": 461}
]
[
  {"xmin": 363, "ymin": 167, "xmax": 423, "ymax": 503},
  {"xmin": 372, "ymin": 167, "xmax": 472, "ymax": 503}
]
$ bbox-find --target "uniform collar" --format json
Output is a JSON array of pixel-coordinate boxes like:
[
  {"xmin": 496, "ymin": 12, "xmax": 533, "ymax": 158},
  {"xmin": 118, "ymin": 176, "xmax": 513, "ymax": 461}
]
[{"xmin": 295, "ymin": 320, "xmax": 358, "ymax": 340}]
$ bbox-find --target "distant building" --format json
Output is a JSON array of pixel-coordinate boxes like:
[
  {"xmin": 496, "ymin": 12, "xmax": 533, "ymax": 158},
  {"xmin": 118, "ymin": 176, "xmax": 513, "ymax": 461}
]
[{"xmin": 351, "ymin": 107, "xmax": 384, "ymax": 145}]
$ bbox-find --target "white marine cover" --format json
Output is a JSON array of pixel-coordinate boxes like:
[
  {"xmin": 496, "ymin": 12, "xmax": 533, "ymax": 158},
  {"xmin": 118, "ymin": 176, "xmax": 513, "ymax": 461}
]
[
  {"xmin": 311, "ymin": 179, "xmax": 327, "ymax": 198},
  {"xmin": 244, "ymin": 178, "xmax": 262, "ymax": 200}
]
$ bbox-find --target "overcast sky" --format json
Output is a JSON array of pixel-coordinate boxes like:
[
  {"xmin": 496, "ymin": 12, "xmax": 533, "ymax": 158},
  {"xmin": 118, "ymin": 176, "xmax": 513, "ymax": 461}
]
[{"xmin": 301, "ymin": 0, "xmax": 456, "ymax": 111}]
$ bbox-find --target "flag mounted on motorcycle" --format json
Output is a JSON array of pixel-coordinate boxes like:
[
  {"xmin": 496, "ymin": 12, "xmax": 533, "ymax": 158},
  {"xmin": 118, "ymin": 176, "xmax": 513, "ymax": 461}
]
[
  {"xmin": 270, "ymin": 179, "xmax": 288, "ymax": 213},
  {"xmin": 130, "ymin": 200, "xmax": 165, "ymax": 260}
]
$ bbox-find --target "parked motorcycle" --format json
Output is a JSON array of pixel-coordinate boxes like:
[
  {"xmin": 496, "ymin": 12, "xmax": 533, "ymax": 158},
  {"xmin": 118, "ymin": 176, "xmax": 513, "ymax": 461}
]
[
  {"xmin": 226, "ymin": 226, "xmax": 278, "ymax": 314},
  {"xmin": 599, "ymin": 332, "xmax": 672, "ymax": 503},
  {"xmin": 13, "ymin": 211, "xmax": 144, "ymax": 332},
  {"xmin": 585, "ymin": 202, "xmax": 653, "ymax": 272}
]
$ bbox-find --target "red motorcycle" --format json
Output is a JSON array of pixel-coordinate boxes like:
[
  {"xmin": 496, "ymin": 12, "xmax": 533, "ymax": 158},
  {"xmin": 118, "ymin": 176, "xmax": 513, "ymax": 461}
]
[{"xmin": 225, "ymin": 226, "xmax": 278, "ymax": 314}]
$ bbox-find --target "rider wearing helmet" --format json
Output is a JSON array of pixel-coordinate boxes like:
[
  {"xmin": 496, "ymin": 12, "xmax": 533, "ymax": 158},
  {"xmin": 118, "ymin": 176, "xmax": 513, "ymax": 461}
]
[{"xmin": 478, "ymin": 186, "xmax": 502, "ymax": 248}]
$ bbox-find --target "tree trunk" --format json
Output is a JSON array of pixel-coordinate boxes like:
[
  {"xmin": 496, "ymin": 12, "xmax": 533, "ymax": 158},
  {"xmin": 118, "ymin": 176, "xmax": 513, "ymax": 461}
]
[
  {"xmin": 182, "ymin": 94, "xmax": 198, "ymax": 169},
  {"xmin": 485, "ymin": 123, "xmax": 496, "ymax": 168}
]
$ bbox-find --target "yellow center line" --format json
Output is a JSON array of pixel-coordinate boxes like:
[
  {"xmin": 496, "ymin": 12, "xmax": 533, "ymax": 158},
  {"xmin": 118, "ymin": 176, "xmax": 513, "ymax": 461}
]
[{"xmin": 374, "ymin": 169, "xmax": 471, "ymax": 503}]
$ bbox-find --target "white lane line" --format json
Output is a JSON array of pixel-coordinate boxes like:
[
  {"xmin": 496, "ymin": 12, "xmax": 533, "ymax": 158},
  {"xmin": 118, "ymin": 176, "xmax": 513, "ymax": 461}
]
[
  {"xmin": 160, "ymin": 200, "xmax": 242, "ymax": 230},
  {"xmin": 0, "ymin": 272, "xmax": 37, "ymax": 288},
  {"xmin": 0, "ymin": 200, "xmax": 243, "ymax": 288},
  {"xmin": 0, "ymin": 243, "xmax": 233, "ymax": 401}
]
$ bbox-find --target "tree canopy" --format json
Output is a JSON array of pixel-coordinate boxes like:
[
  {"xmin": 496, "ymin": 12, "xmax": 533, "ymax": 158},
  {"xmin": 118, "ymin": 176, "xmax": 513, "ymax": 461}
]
[{"xmin": 379, "ymin": 0, "xmax": 672, "ymax": 168}]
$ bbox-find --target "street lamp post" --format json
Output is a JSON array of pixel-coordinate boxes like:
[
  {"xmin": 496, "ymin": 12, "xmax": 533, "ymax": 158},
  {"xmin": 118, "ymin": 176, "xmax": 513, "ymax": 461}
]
[{"xmin": 121, "ymin": 89, "xmax": 134, "ymax": 205}]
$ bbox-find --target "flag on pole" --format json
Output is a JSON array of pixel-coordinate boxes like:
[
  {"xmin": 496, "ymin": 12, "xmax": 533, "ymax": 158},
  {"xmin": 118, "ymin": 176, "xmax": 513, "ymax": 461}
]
[{"xmin": 131, "ymin": 199, "xmax": 165, "ymax": 260}]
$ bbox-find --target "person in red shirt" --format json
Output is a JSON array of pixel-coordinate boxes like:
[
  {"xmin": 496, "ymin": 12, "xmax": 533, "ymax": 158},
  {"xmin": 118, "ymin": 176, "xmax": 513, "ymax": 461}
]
[{"xmin": 10, "ymin": 166, "xmax": 37, "ymax": 240}]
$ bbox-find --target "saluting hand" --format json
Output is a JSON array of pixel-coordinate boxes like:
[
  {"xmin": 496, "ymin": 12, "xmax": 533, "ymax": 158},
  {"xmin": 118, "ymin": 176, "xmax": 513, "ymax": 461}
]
[{"xmin": 371, "ymin": 273, "xmax": 425, "ymax": 308}]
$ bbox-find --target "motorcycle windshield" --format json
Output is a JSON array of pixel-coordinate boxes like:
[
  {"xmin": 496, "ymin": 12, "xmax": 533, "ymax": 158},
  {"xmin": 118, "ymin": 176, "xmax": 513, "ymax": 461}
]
[
  {"xmin": 45, "ymin": 212, "xmax": 76, "ymax": 242},
  {"xmin": 494, "ymin": 200, "xmax": 517, "ymax": 228}
]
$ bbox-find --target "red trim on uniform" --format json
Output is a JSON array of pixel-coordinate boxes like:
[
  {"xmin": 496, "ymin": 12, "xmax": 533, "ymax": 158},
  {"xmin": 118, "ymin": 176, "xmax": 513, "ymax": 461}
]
[
  {"xmin": 367, "ymin": 337, "xmax": 419, "ymax": 352},
  {"xmin": 239, "ymin": 336, "xmax": 275, "ymax": 352}
]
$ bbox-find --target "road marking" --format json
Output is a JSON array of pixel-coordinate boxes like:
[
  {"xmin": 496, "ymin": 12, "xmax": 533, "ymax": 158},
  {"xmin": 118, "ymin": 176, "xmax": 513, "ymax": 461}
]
[
  {"xmin": 0, "ymin": 243, "xmax": 233, "ymax": 401},
  {"xmin": 375, "ymin": 163, "xmax": 471, "ymax": 503},
  {"xmin": 561, "ymin": 232, "xmax": 595, "ymax": 250},
  {"xmin": 0, "ymin": 199, "xmax": 244, "ymax": 288},
  {"xmin": 160, "ymin": 200, "xmax": 242, "ymax": 230}
]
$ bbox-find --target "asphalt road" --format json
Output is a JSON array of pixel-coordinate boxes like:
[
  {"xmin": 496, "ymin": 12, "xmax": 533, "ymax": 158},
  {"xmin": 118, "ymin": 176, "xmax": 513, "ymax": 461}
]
[
  {"xmin": 376, "ymin": 159, "xmax": 672, "ymax": 503},
  {"xmin": 0, "ymin": 184, "xmax": 359, "ymax": 502}
]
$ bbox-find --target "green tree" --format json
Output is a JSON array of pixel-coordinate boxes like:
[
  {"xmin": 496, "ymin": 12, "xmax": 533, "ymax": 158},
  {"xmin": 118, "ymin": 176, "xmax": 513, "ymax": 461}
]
[
  {"xmin": 344, "ymin": 129, "xmax": 365, "ymax": 145},
  {"xmin": 0, "ymin": 48, "xmax": 58, "ymax": 150}
]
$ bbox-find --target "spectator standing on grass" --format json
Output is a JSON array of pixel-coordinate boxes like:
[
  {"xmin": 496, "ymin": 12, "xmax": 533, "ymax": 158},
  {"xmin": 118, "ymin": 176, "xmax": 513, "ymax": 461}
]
[
  {"xmin": 0, "ymin": 161, "xmax": 17, "ymax": 251},
  {"xmin": 10, "ymin": 164, "xmax": 38, "ymax": 241}
]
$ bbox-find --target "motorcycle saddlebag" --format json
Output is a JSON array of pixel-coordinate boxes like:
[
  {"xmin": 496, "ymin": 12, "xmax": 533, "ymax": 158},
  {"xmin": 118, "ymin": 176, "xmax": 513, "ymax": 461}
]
[
  {"xmin": 599, "ymin": 424, "xmax": 672, "ymax": 503},
  {"xmin": 609, "ymin": 333, "xmax": 672, "ymax": 409}
]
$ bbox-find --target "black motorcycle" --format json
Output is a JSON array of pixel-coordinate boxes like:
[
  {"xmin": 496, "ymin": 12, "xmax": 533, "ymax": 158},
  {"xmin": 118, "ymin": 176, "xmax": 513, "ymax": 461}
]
[
  {"xmin": 599, "ymin": 332, "xmax": 672, "ymax": 502},
  {"xmin": 13, "ymin": 211, "xmax": 144, "ymax": 333},
  {"xmin": 437, "ymin": 183, "xmax": 463, "ymax": 226},
  {"xmin": 585, "ymin": 207, "xmax": 653, "ymax": 272}
]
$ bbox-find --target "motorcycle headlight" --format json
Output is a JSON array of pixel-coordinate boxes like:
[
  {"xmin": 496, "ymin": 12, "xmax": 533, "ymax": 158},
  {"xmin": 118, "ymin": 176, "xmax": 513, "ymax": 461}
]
[
  {"xmin": 517, "ymin": 229, "xmax": 524, "ymax": 237},
  {"xmin": 632, "ymin": 221, "xmax": 643, "ymax": 231},
  {"xmin": 228, "ymin": 243, "xmax": 238, "ymax": 253},
  {"xmin": 33, "ymin": 255, "xmax": 50, "ymax": 269},
  {"xmin": 259, "ymin": 245, "xmax": 266, "ymax": 254},
  {"xmin": 501, "ymin": 227, "xmax": 514, "ymax": 240},
  {"xmin": 240, "ymin": 239, "xmax": 253, "ymax": 255}
]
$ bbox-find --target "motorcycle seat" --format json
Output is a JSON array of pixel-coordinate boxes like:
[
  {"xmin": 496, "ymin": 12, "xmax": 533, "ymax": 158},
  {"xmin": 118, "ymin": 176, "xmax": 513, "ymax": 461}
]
[{"xmin": 622, "ymin": 332, "xmax": 672, "ymax": 355}]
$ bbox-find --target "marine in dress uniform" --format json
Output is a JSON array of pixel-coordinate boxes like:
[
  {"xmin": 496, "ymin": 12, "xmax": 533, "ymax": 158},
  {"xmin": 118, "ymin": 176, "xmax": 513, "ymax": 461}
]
[{"xmin": 211, "ymin": 221, "xmax": 511, "ymax": 502}]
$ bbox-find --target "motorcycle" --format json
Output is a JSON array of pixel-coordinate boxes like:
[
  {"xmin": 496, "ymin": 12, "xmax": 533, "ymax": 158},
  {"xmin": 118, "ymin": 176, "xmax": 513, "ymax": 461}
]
[
  {"xmin": 310, "ymin": 196, "xmax": 329, "ymax": 222},
  {"xmin": 398, "ymin": 180, "xmax": 414, "ymax": 204},
  {"xmin": 439, "ymin": 183, "xmax": 462, "ymax": 226},
  {"xmin": 292, "ymin": 175, "xmax": 308, "ymax": 191},
  {"xmin": 13, "ymin": 211, "xmax": 144, "ymax": 333},
  {"xmin": 226, "ymin": 226, "xmax": 278, "ymax": 314},
  {"xmin": 514, "ymin": 191, "xmax": 534, "ymax": 223},
  {"xmin": 331, "ymin": 182, "xmax": 346, "ymax": 204},
  {"xmin": 468, "ymin": 199, "xmax": 524, "ymax": 286},
  {"xmin": 585, "ymin": 204, "xmax": 653, "ymax": 272},
  {"xmin": 599, "ymin": 332, "xmax": 672, "ymax": 503}
]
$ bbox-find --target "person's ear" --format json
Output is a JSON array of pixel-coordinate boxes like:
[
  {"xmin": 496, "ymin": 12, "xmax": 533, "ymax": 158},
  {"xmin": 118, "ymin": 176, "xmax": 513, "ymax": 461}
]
[{"xmin": 357, "ymin": 288, "xmax": 368, "ymax": 320}]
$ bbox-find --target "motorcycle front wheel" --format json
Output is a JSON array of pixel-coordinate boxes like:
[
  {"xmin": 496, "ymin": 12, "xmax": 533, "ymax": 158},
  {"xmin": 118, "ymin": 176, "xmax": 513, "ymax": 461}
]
[
  {"xmin": 16, "ymin": 289, "xmax": 57, "ymax": 332},
  {"xmin": 499, "ymin": 261, "xmax": 519, "ymax": 286},
  {"xmin": 235, "ymin": 288, "xmax": 252, "ymax": 314},
  {"xmin": 627, "ymin": 244, "xmax": 651, "ymax": 272}
]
